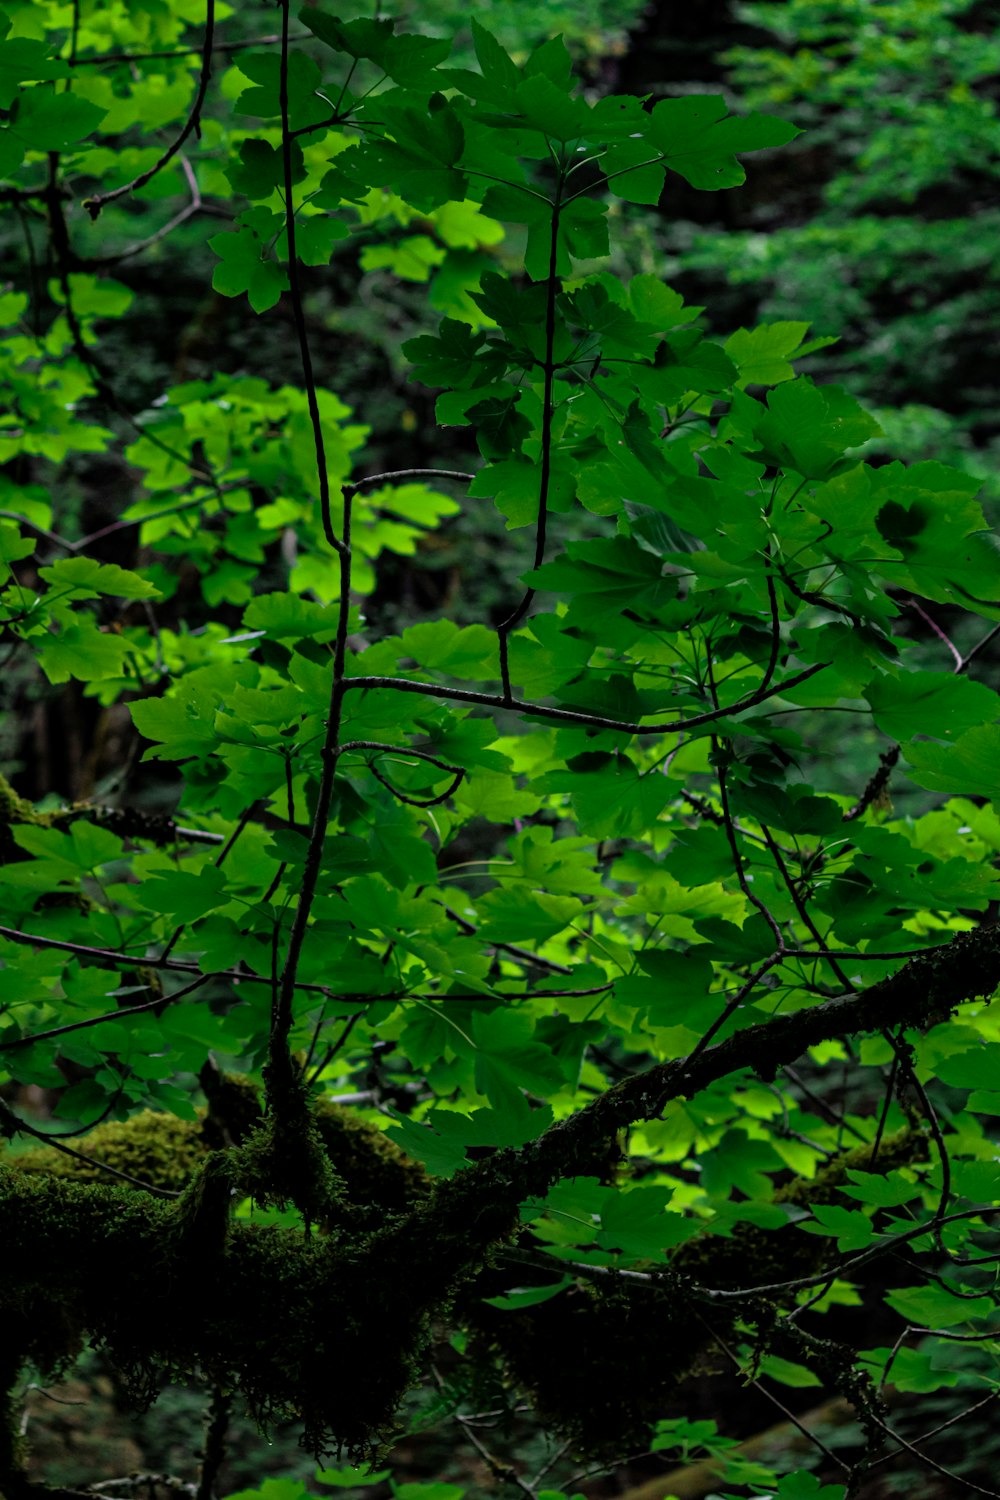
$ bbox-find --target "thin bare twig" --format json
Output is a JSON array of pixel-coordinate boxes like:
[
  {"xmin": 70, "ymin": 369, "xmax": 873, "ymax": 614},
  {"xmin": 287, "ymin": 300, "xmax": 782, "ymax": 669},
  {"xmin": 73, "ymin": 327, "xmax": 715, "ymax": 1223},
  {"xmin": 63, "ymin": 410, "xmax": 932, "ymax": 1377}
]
[{"xmin": 84, "ymin": 156, "xmax": 204, "ymax": 266}]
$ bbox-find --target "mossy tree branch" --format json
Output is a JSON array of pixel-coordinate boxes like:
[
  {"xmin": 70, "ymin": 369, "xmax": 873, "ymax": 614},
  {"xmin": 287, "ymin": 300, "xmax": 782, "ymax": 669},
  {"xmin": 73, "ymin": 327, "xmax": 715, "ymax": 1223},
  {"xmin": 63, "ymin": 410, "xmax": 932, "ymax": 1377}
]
[{"xmin": 0, "ymin": 924, "xmax": 988, "ymax": 1464}]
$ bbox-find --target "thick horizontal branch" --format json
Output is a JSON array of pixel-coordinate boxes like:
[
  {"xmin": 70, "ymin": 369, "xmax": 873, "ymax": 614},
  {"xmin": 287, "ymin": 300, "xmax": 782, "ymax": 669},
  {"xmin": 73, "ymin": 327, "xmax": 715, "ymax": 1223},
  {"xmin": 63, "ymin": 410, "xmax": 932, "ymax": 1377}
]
[
  {"xmin": 529, "ymin": 924, "xmax": 1000, "ymax": 1175},
  {"xmin": 406, "ymin": 924, "xmax": 1000, "ymax": 1266}
]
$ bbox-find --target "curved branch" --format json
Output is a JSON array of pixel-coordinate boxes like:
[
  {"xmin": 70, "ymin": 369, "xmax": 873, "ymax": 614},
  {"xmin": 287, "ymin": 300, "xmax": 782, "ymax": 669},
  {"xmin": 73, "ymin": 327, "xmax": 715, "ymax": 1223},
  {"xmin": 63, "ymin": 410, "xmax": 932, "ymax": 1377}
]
[
  {"xmin": 421, "ymin": 922, "xmax": 1000, "ymax": 1243},
  {"xmin": 342, "ymin": 740, "xmax": 466, "ymax": 807},
  {"xmin": 82, "ymin": 157, "xmax": 203, "ymax": 266},
  {"xmin": 82, "ymin": 0, "xmax": 216, "ymax": 218},
  {"xmin": 344, "ymin": 659, "xmax": 827, "ymax": 737},
  {"xmin": 345, "ymin": 468, "xmax": 473, "ymax": 493}
]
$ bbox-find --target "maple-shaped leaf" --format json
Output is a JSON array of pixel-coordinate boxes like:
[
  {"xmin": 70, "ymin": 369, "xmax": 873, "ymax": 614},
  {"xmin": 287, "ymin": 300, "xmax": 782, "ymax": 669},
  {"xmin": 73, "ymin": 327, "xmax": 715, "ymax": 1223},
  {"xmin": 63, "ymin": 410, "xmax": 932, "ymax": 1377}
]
[{"xmin": 647, "ymin": 95, "xmax": 800, "ymax": 190}]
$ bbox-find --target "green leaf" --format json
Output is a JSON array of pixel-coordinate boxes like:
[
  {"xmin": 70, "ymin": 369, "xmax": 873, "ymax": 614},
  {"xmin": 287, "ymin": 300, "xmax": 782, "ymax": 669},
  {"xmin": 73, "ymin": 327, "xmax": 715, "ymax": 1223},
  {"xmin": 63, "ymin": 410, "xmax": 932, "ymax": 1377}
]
[
  {"xmin": 904, "ymin": 724, "xmax": 1000, "ymax": 801},
  {"xmin": 38, "ymin": 557, "xmax": 161, "ymax": 600},
  {"xmin": 393, "ymin": 1486, "xmax": 464, "ymax": 1500},
  {"xmin": 12, "ymin": 822, "xmax": 123, "ymax": 872},
  {"xmin": 602, "ymin": 137, "xmax": 666, "ymax": 205},
  {"xmin": 209, "ymin": 222, "xmax": 289, "ymax": 313},
  {"xmin": 367, "ymin": 808, "xmax": 438, "ymax": 891},
  {"xmin": 399, "ymin": 619, "xmax": 500, "ymax": 679},
  {"xmin": 296, "ymin": 215, "xmax": 351, "ymax": 266},
  {"xmin": 730, "ymin": 782, "xmax": 842, "ymax": 836},
  {"xmin": 646, "ymin": 96, "xmax": 800, "ymax": 190},
  {"xmin": 403, "ymin": 319, "xmax": 503, "ymax": 389},
  {"xmin": 465, "ymin": 394, "xmax": 531, "ymax": 460},
  {"xmin": 472, "ymin": 1008, "xmax": 566, "ymax": 1100},
  {"xmin": 233, "ymin": 50, "xmax": 327, "ymax": 131},
  {"xmin": 514, "ymin": 73, "xmax": 591, "ymax": 143},
  {"xmin": 469, "ymin": 457, "xmax": 576, "ymax": 530},
  {"xmin": 597, "ymin": 1186, "xmax": 696, "ymax": 1257},
  {"xmin": 536, "ymin": 753, "xmax": 678, "ymax": 839},
  {"xmin": 315, "ymin": 1467, "xmax": 392, "ymax": 1489},
  {"xmin": 0, "ymin": 28, "xmax": 69, "ymax": 110},
  {"xmin": 774, "ymin": 1476, "xmax": 847, "ymax": 1500},
  {"xmin": 137, "ymin": 866, "xmax": 231, "ymax": 923},
  {"xmin": 614, "ymin": 947, "xmax": 718, "ymax": 1032},
  {"xmin": 387, "ymin": 1088, "xmax": 553, "ymax": 1175},
  {"xmin": 860, "ymin": 1345, "xmax": 959, "ymax": 1394},
  {"xmin": 841, "ymin": 1170, "xmax": 922, "ymax": 1209},
  {"xmin": 483, "ymin": 1278, "xmax": 572, "ymax": 1310},
  {"xmin": 523, "ymin": 34, "xmax": 573, "ymax": 88},
  {"xmin": 865, "ymin": 670, "xmax": 1000, "ymax": 742},
  {"xmin": 242, "ymin": 592, "xmax": 339, "ymax": 642},
  {"xmin": 223, "ymin": 1481, "xmax": 312, "ymax": 1500},
  {"xmin": 725, "ymin": 321, "xmax": 821, "ymax": 387},
  {"xmin": 476, "ymin": 887, "xmax": 586, "ymax": 944},
  {"xmin": 130, "ymin": 669, "xmax": 248, "ymax": 760},
  {"xmin": 226, "ymin": 137, "xmax": 304, "ymax": 200},
  {"xmin": 886, "ymin": 1284, "xmax": 996, "ymax": 1329},
  {"xmin": 754, "ymin": 1354, "xmax": 822, "ymax": 1389},
  {"xmin": 0, "ymin": 522, "xmax": 37, "ymax": 581},
  {"xmin": 299, "ymin": 12, "xmax": 451, "ymax": 84},
  {"xmin": 469, "ymin": 18, "xmax": 521, "ymax": 103},
  {"xmin": 361, "ymin": 98, "xmax": 466, "ymax": 212},
  {"xmin": 451, "ymin": 769, "xmax": 541, "ymax": 822},
  {"xmin": 935, "ymin": 1045, "xmax": 1000, "ymax": 1092},
  {"xmin": 699, "ymin": 1128, "xmax": 784, "ymax": 1201},
  {"xmin": 753, "ymin": 379, "xmax": 881, "ymax": 478},
  {"xmin": 0, "ymin": 87, "xmax": 105, "ymax": 178},
  {"xmin": 628, "ymin": 276, "xmax": 699, "ymax": 328},
  {"xmin": 525, "ymin": 536, "xmax": 675, "ymax": 625},
  {"xmin": 798, "ymin": 1203, "xmax": 877, "ymax": 1252},
  {"xmin": 360, "ymin": 235, "xmax": 446, "ymax": 282},
  {"xmin": 951, "ymin": 1159, "xmax": 1000, "ymax": 1201},
  {"xmin": 35, "ymin": 620, "xmax": 131, "ymax": 684}
]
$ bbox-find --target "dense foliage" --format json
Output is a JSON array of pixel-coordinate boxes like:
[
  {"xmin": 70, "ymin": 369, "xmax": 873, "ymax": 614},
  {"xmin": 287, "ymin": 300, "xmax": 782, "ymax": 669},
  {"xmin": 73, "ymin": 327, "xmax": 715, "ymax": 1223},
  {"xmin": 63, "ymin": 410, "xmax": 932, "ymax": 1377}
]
[
  {"xmin": 3, "ymin": 3, "xmax": 1000, "ymax": 1499},
  {"xmin": 672, "ymin": 0, "xmax": 1000, "ymax": 491}
]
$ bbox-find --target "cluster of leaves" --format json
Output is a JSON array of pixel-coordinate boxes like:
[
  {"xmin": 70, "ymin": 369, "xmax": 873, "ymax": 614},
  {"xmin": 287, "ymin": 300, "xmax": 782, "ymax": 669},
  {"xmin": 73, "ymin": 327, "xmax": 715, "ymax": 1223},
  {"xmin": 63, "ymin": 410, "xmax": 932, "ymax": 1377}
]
[
  {"xmin": 666, "ymin": 0, "xmax": 1000, "ymax": 495},
  {"xmin": 2, "ymin": 2, "xmax": 1000, "ymax": 1498}
]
